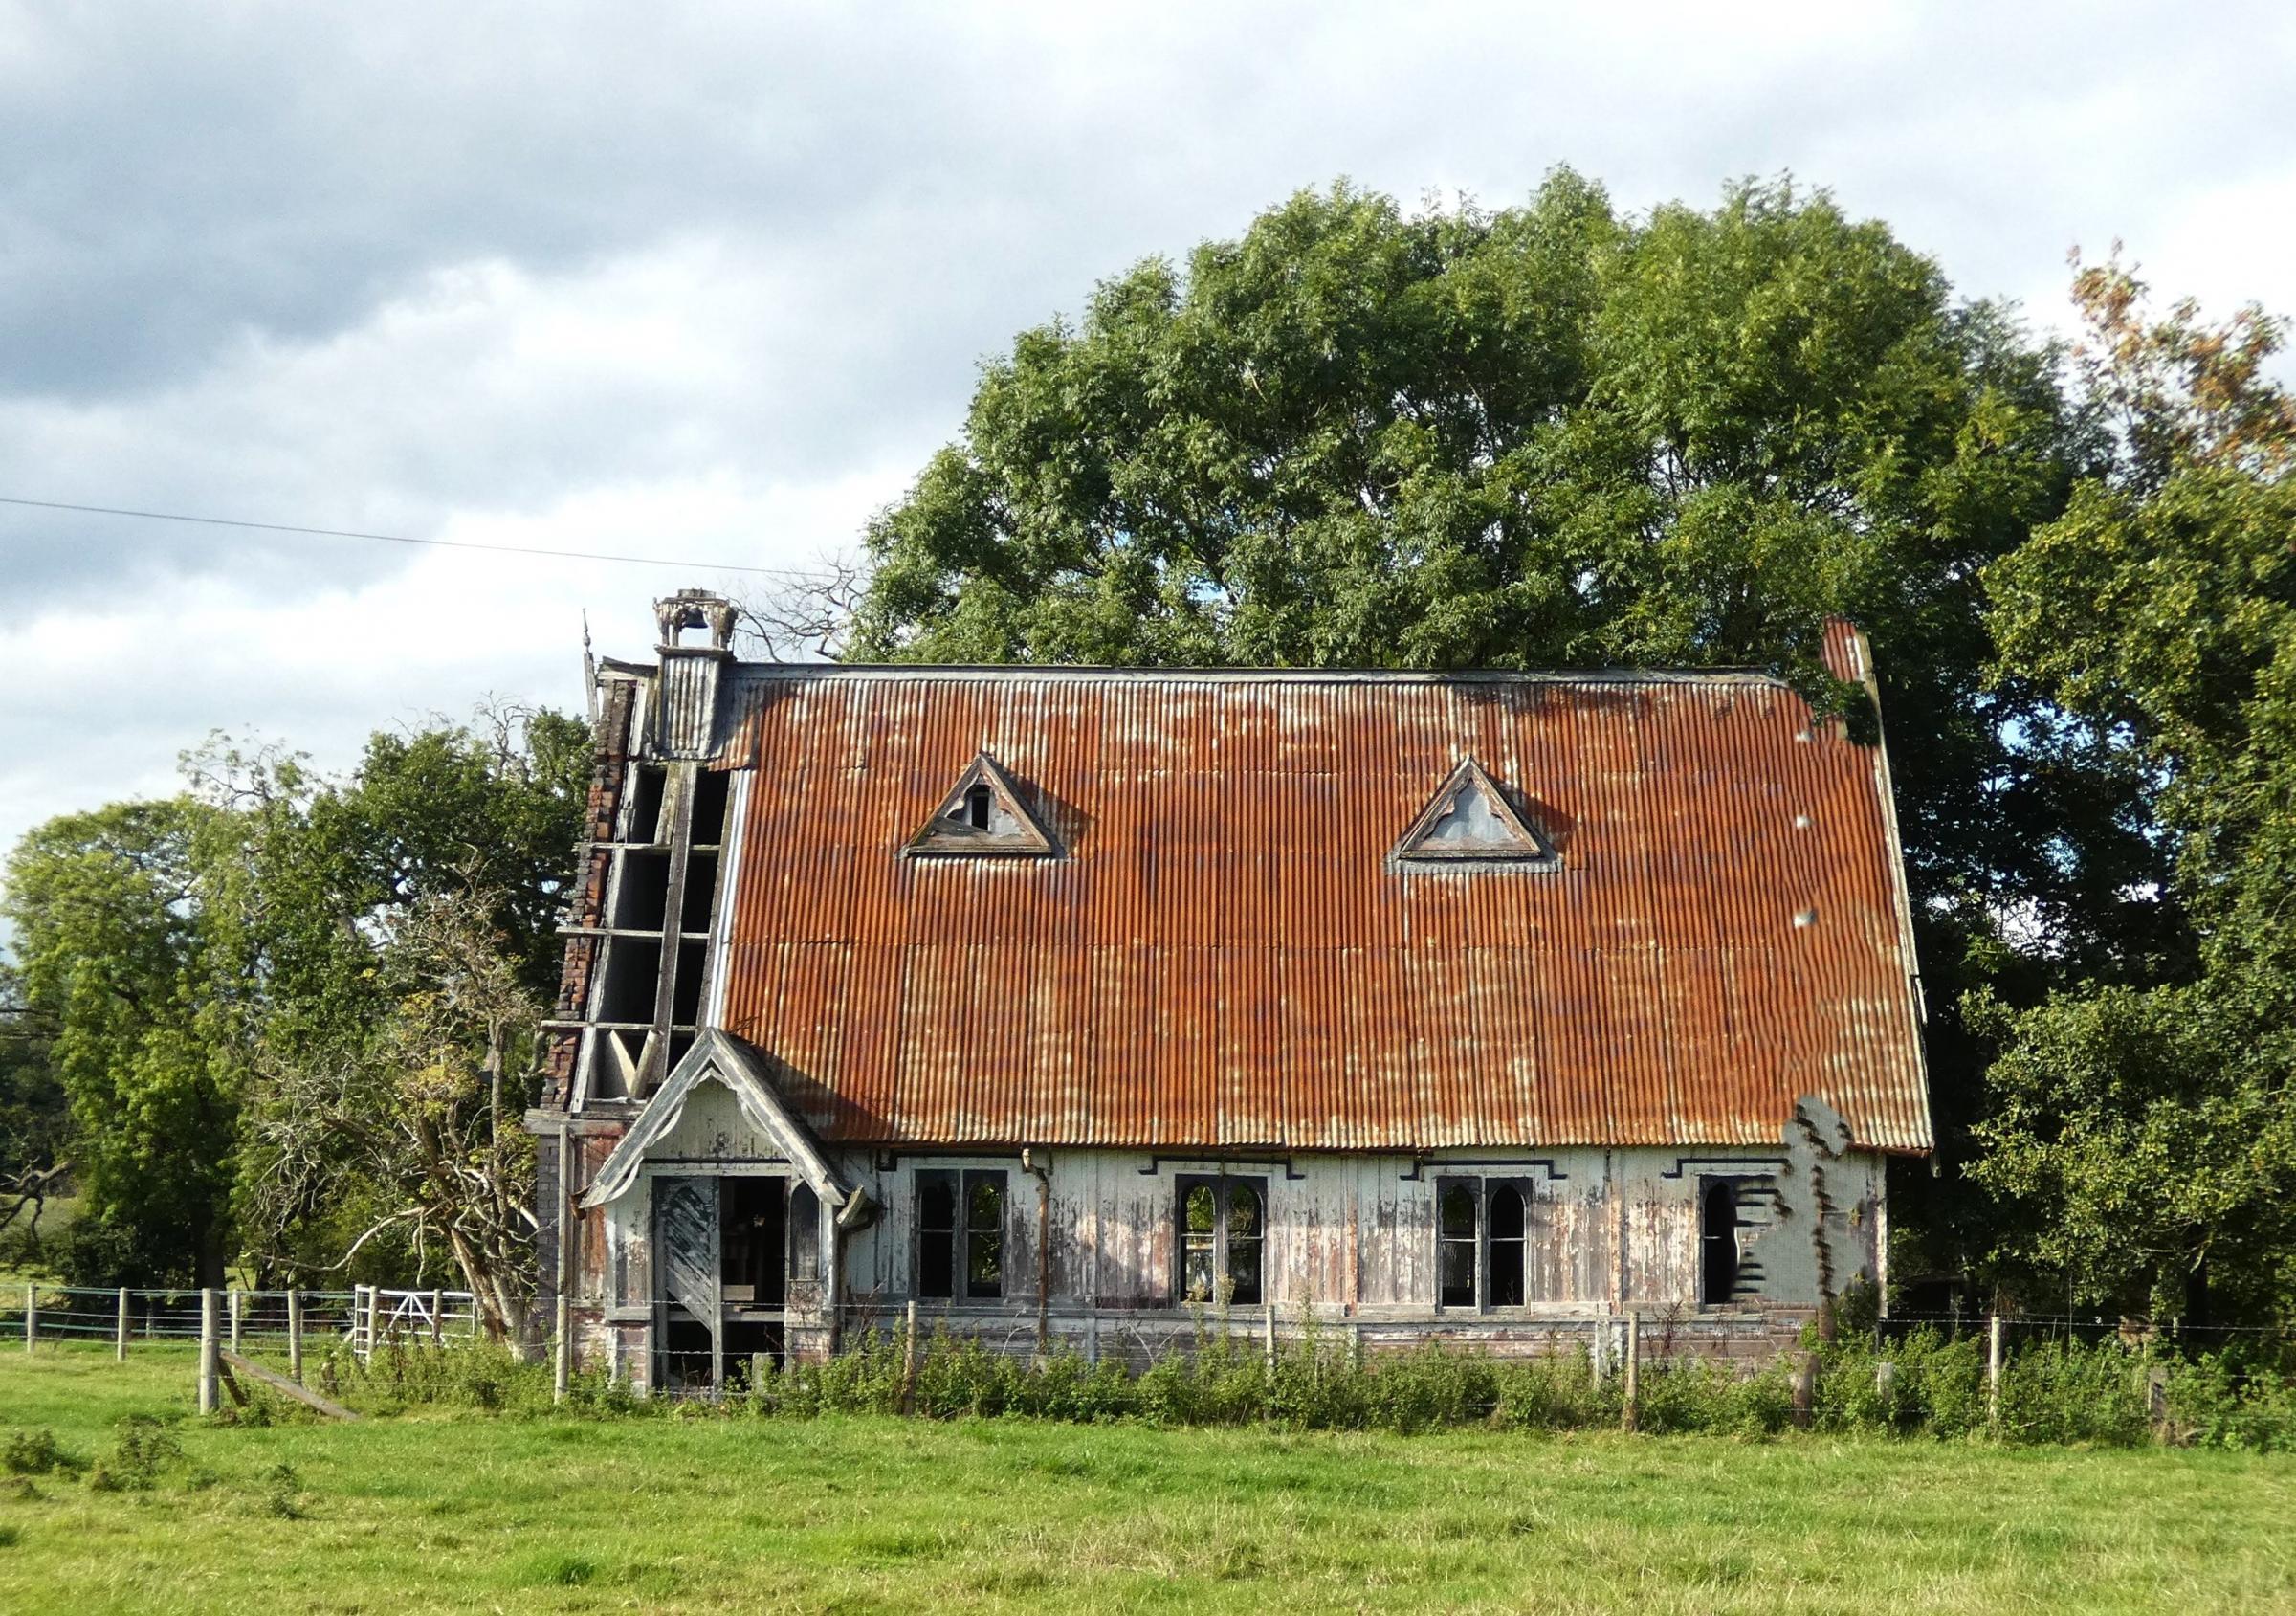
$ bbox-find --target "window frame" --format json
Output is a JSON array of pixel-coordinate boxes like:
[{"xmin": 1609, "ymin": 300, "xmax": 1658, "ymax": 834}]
[
  {"xmin": 1434, "ymin": 1175, "xmax": 1534, "ymax": 1312},
  {"xmin": 914, "ymin": 1167, "xmax": 1007, "ymax": 1302},
  {"xmin": 1172, "ymin": 1173, "xmax": 1269, "ymax": 1307},
  {"xmin": 1698, "ymin": 1175, "xmax": 1747, "ymax": 1306}
]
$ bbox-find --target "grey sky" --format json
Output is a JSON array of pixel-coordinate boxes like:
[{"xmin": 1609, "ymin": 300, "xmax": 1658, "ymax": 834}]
[{"xmin": 3, "ymin": 0, "xmax": 2292, "ymax": 867}]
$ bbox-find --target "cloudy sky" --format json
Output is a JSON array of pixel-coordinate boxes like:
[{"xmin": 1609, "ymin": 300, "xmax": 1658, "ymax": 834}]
[{"xmin": 3, "ymin": 0, "xmax": 2291, "ymax": 866}]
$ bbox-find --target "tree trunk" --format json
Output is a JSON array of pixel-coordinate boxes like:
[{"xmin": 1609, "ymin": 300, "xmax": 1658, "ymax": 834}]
[{"xmin": 196, "ymin": 1221, "xmax": 229, "ymax": 1290}]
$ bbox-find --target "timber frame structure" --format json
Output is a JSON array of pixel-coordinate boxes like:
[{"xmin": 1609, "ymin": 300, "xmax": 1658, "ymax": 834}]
[{"xmin": 529, "ymin": 592, "xmax": 1931, "ymax": 1392}]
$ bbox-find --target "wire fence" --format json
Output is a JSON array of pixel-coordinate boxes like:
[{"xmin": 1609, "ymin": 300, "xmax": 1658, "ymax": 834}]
[
  {"xmin": 0, "ymin": 1284, "xmax": 480, "ymax": 1359},
  {"xmin": 1876, "ymin": 1311, "xmax": 2295, "ymax": 1353}
]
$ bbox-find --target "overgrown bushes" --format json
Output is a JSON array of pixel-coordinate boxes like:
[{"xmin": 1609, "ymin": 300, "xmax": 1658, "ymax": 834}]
[{"xmin": 307, "ymin": 1319, "xmax": 2296, "ymax": 1450}]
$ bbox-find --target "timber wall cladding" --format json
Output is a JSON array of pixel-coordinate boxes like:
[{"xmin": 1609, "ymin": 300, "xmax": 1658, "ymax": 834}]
[{"xmin": 835, "ymin": 1145, "xmax": 1883, "ymax": 1312}]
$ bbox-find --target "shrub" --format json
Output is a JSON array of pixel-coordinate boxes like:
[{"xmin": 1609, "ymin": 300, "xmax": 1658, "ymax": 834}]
[
  {"xmin": 90, "ymin": 1417, "xmax": 184, "ymax": 1492},
  {"xmin": 2165, "ymin": 1352, "xmax": 2296, "ymax": 1453},
  {"xmin": 2, "ymin": 1429, "xmax": 76, "ymax": 1477},
  {"xmin": 258, "ymin": 1462, "xmax": 308, "ymax": 1519},
  {"xmin": 312, "ymin": 1319, "xmax": 2296, "ymax": 1450}
]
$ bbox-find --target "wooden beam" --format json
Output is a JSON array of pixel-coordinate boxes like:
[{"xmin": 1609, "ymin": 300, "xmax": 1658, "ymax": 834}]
[{"xmin": 220, "ymin": 1349, "xmax": 363, "ymax": 1421}]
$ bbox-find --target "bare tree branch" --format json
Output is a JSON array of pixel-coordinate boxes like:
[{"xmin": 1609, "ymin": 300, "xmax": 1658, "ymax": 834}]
[{"xmin": 719, "ymin": 554, "xmax": 867, "ymax": 662}]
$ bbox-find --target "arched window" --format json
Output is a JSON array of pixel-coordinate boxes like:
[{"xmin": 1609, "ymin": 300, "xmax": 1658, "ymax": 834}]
[
  {"xmin": 1225, "ymin": 1181, "xmax": 1264, "ymax": 1306},
  {"xmin": 1699, "ymin": 1179, "xmax": 1739, "ymax": 1304},
  {"xmin": 1175, "ymin": 1174, "xmax": 1268, "ymax": 1306},
  {"xmin": 1438, "ymin": 1181, "xmax": 1478, "ymax": 1308},
  {"xmin": 1437, "ymin": 1177, "xmax": 1534, "ymax": 1309},
  {"xmin": 1489, "ymin": 1184, "xmax": 1527, "ymax": 1307},
  {"xmin": 788, "ymin": 1183, "xmax": 821, "ymax": 1283}
]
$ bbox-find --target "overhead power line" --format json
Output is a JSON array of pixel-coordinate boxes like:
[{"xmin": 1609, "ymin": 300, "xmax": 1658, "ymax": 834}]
[{"xmin": 0, "ymin": 494, "xmax": 838, "ymax": 580}]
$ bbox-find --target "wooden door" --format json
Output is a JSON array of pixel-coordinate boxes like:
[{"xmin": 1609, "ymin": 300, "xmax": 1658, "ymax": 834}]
[{"xmin": 653, "ymin": 1175, "xmax": 721, "ymax": 1389}]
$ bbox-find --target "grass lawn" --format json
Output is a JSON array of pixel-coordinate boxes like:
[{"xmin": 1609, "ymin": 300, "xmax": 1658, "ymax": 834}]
[{"xmin": 2, "ymin": 1344, "xmax": 2293, "ymax": 1613}]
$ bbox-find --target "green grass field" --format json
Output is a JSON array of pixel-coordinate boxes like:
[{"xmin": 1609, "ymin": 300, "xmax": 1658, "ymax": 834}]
[{"xmin": 3, "ymin": 1345, "xmax": 2293, "ymax": 1613}]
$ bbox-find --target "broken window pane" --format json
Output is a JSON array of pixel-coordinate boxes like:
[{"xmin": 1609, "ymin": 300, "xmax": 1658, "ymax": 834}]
[
  {"xmin": 720, "ymin": 1176, "xmax": 786, "ymax": 1305},
  {"xmin": 1175, "ymin": 1175, "xmax": 1268, "ymax": 1307},
  {"xmin": 963, "ymin": 1171, "xmax": 1004, "ymax": 1299},
  {"xmin": 611, "ymin": 850, "xmax": 672, "ymax": 932},
  {"xmin": 916, "ymin": 1172, "xmax": 957, "ymax": 1299},
  {"xmin": 690, "ymin": 768, "xmax": 730, "ymax": 846},
  {"xmin": 627, "ymin": 764, "xmax": 667, "ymax": 844},
  {"xmin": 681, "ymin": 852, "xmax": 718, "ymax": 933},
  {"xmin": 1225, "ymin": 1182, "xmax": 1264, "ymax": 1305},
  {"xmin": 1438, "ymin": 1179, "xmax": 1478, "ymax": 1308},
  {"xmin": 1181, "ymin": 1181, "xmax": 1218, "ymax": 1302},
  {"xmin": 1700, "ymin": 1178, "xmax": 1742, "ymax": 1305},
  {"xmin": 1489, "ymin": 1183, "xmax": 1527, "ymax": 1307},
  {"xmin": 672, "ymin": 939, "xmax": 708, "ymax": 1025}
]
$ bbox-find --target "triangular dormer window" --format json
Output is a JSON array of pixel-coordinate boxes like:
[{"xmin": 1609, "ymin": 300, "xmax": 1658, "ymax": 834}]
[
  {"xmin": 1391, "ymin": 759, "xmax": 1555, "ymax": 868},
  {"xmin": 906, "ymin": 753, "xmax": 1058, "ymax": 857}
]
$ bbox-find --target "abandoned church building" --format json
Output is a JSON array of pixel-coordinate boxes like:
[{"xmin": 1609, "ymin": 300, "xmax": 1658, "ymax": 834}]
[{"xmin": 529, "ymin": 591, "xmax": 1931, "ymax": 1392}]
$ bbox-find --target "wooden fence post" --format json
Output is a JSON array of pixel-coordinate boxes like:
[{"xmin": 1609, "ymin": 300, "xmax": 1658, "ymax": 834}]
[
  {"xmin": 1791, "ymin": 1351, "xmax": 1816, "ymax": 1429},
  {"xmin": 197, "ymin": 1289, "xmax": 220, "ymax": 1415},
  {"xmin": 901, "ymin": 1299, "xmax": 920, "ymax": 1415},
  {"xmin": 553, "ymin": 1287, "xmax": 572, "ymax": 1405},
  {"xmin": 1622, "ymin": 1310, "xmax": 1641, "ymax": 1432},
  {"xmin": 288, "ymin": 1290, "xmax": 304, "ymax": 1384},
  {"xmin": 428, "ymin": 1290, "xmax": 443, "ymax": 1348},
  {"xmin": 229, "ymin": 1288, "xmax": 243, "ymax": 1355},
  {"xmin": 116, "ymin": 1288, "xmax": 130, "ymax": 1361},
  {"xmin": 1264, "ymin": 1304, "xmax": 1277, "ymax": 1372},
  {"xmin": 22, "ymin": 1284, "xmax": 33, "ymax": 1355},
  {"xmin": 1987, "ymin": 1312, "xmax": 2005, "ymax": 1425}
]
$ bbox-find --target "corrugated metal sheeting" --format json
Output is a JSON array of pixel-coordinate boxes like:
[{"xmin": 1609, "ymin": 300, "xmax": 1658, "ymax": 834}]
[{"xmin": 712, "ymin": 667, "xmax": 1932, "ymax": 1155}]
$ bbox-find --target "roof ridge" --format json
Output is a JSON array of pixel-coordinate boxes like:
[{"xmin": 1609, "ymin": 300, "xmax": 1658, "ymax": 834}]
[{"xmin": 709, "ymin": 663, "xmax": 1788, "ymax": 687}]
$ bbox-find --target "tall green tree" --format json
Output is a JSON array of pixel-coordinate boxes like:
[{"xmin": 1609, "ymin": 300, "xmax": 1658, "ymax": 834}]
[
  {"xmin": 217, "ymin": 706, "xmax": 587, "ymax": 1333},
  {"xmin": 0, "ymin": 705, "xmax": 587, "ymax": 1307},
  {"xmin": 1, "ymin": 799, "xmax": 242, "ymax": 1285},
  {"xmin": 853, "ymin": 173, "xmax": 2172, "ymax": 1275},
  {"xmin": 1974, "ymin": 260, "xmax": 2296, "ymax": 1319},
  {"xmin": 0, "ymin": 963, "xmax": 68, "ymax": 1262}
]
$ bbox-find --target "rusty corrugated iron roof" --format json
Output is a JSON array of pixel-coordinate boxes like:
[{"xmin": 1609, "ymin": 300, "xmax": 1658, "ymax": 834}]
[{"xmin": 713, "ymin": 659, "xmax": 1932, "ymax": 1155}]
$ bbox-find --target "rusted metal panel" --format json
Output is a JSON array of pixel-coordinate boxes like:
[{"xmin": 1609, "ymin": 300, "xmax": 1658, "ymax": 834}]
[{"xmin": 715, "ymin": 666, "xmax": 1932, "ymax": 1155}]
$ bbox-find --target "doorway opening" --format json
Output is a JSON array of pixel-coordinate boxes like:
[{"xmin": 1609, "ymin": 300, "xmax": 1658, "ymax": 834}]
[{"xmin": 654, "ymin": 1172, "xmax": 806, "ymax": 1391}]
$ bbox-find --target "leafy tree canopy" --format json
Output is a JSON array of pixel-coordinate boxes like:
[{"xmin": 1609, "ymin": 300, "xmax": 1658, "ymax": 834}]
[
  {"xmin": 854, "ymin": 173, "xmax": 2164, "ymax": 963},
  {"xmin": 1, "ymin": 797, "xmax": 242, "ymax": 1284},
  {"xmin": 1973, "ymin": 262, "xmax": 2296, "ymax": 1317},
  {"xmin": 855, "ymin": 174, "xmax": 2197, "ymax": 1292},
  {"xmin": 0, "ymin": 706, "xmax": 587, "ymax": 1302}
]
